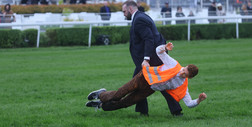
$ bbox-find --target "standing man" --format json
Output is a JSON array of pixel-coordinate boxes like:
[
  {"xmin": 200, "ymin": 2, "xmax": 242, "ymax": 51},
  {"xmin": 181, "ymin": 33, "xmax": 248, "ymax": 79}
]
[
  {"xmin": 100, "ymin": 1, "xmax": 111, "ymax": 20},
  {"xmin": 79, "ymin": 0, "xmax": 86, "ymax": 4},
  {"xmin": 70, "ymin": 0, "xmax": 77, "ymax": 4},
  {"xmin": 208, "ymin": 1, "xmax": 217, "ymax": 24},
  {"xmin": 100, "ymin": 1, "xmax": 111, "ymax": 26},
  {"xmin": 161, "ymin": 2, "xmax": 172, "ymax": 25},
  {"xmin": 122, "ymin": 1, "xmax": 182, "ymax": 116}
]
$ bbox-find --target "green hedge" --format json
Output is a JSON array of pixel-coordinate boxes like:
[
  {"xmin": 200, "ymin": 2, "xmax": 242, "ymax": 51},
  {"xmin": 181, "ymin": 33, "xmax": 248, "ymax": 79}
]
[
  {"xmin": 21, "ymin": 29, "xmax": 38, "ymax": 47},
  {"xmin": 158, "ymin": 23, "xmax": 252, "ymax": 41},
  {"xmin": 46, "ymin": 26, "xmax": 130, "ymax": 46},
  {"xmin": 0, "ymin": 29, "xmax": 22, "ymax": 48},
  {"xmin": 1, "ymin": 23, "xmax": 252, "ymax": 48}
]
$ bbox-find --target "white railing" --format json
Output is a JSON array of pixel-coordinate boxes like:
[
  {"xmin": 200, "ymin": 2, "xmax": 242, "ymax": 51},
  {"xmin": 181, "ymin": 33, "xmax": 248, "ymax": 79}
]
[{"xmin": 1, "ymin": 15, "xmax": 252, "ymax": 48}]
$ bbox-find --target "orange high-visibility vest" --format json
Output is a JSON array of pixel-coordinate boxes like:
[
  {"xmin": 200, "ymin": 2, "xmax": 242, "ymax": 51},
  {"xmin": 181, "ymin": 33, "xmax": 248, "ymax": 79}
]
[
  {"xmin": 142, "ymin": 62, "xmax": 182, "ymax": 85},
  {"xmin": 166, "ymin": 78, "xmax": 188, "ymax": 102},
  {"xmin": 142, "ymin": 62, "xmax": 188, "ymax": 102}
]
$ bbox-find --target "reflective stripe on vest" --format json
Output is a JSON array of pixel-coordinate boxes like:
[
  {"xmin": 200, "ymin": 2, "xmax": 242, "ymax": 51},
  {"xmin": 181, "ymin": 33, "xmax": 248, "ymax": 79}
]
[
  {"xmin": 166, "ymin": 78, "xmax": 188, "ymax": 102},
  {"xmin": 142, "ymin": 62, "xmax": 182, "ymax": 85}
]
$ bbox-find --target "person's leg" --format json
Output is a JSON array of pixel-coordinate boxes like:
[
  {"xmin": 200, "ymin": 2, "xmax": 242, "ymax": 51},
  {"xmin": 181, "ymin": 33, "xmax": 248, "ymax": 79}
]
[
  {"xmin": 160, "ymin": 91, "xmax": 183, "ymax": 116},
  {"xmin": 99, "ymin": 71, "xmax": 143, "ymax": 103},
  {"xmin": 133, "ymin": 69, "xmax": 149, "ymax": 115},
  {"xmin": 102, "ymin": 89, "xmax": 154, "ymax": 111},
  {"xmin": 102, "ymin": 74, "xmax": 154, "ymax": 111},
  {"xmin": 135, "ymin": 99, "xmax": 148, "ymax": 115}
]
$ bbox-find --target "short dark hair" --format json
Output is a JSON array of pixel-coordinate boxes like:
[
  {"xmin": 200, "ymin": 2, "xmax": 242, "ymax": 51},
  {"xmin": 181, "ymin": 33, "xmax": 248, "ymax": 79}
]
[
  {"xmin": 123, "ymin": 0, "xmax": 138, "ymax": 7},
  {"xmin": 187, "ymin": 64, "xmax": 198, "ymax": 78}
]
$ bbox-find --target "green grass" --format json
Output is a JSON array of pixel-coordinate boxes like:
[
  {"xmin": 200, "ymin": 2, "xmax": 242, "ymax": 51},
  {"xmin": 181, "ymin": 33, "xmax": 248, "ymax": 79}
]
[{"xmin": 0, "ymin": 38, "xmax": 252, "ymax": 127}]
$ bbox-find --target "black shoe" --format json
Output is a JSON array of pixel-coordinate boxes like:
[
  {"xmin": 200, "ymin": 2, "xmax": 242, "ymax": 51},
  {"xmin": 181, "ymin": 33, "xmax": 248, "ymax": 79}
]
[
  {"xmin": 85, "ymin": 100, "xmax": 102, "ymax": 109},
  {"xmin": 87, "ymin": 88, "xmax": 106, "ymax": 100},
  {"xmin": 140, "ymin": 113, "xmax": 149, "ymax": 117},
  {"xmin": 173, "ymin": 112, "xmax": 183, "ymax": 117}
]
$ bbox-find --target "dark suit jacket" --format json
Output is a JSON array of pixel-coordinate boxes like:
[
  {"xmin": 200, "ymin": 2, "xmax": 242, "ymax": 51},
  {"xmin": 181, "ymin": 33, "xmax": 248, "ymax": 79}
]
[
  {"xmin": 100, "ymin": 6, "xmax": 111, "ymax": 20},
  {"xmin": 130, "ymin": 11, "xmax": 166, "ymax": 76}
]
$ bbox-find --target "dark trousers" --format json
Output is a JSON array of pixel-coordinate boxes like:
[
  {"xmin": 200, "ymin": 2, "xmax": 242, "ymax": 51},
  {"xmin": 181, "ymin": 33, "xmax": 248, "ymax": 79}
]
[{"xmin": 100, "ymin": 71, "xmax": 155, "ymax": 111}]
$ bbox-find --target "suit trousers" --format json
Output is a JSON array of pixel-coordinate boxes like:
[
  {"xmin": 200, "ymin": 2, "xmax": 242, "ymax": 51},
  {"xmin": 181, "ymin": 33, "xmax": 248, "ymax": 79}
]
[{"xmin": 100, "ymin": 71, "xmax": 155, "ymax": 111}]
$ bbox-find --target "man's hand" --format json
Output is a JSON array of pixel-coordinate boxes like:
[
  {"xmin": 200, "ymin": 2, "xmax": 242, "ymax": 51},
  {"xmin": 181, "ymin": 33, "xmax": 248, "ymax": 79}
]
[
  {"xmin": 142, "ymin": 60, "xmax": 150, "ymax": 67},
  {"xmin": 165, "ymin": 42, "xmax": 174, "ymax": 51},
  {"xmin": 197, "ymin": 92, "xmax": 207, "ymax": 104}
]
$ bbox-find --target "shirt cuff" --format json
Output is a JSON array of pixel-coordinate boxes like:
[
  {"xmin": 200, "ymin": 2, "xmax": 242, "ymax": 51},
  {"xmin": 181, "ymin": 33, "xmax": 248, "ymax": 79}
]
[{"xmin": 144, "ymin": 56, "xmax": 150, "ymax": 61}]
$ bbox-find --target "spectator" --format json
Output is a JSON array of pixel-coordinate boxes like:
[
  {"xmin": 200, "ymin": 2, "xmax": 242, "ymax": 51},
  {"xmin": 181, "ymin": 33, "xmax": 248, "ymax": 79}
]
[
  {"xmin": 70, "ymin": 0, "xmax": 77, "ymax": 4},
  {"xmin": 79, "ymin": 0, "xmax": 86, "ymax": 4},
  {"xmin": 31, "ymin": 0, "xmax": 39, "ymax": 4},
  {"xmin": 50, "ymin": 0, "xmax": 58, "ymax": 4},
  {"xmin": 21, "ymin": 0, "xmax": 28, "ymax": 4},
  {"xmin": 40, "ymin": 0, "xmax": 49, "ymax": 5},
  {"xmin": 100, "ymin": 1, "xmax": 111, "ymax": 25},
  {"xmin": 247, "ymin": 1, "xmax": 252, "ymax": 10},
  {"xmin": 241, "ymin": 4, "xmax": 249, "ymax": 23},
  {"xmin": 2, "ymin": 4, "xmax": 16, "ymax": 23},
  {"xmin": 0, "ymin": 7, "xmax": 2, "ymax": 23},
  {"xmin": 247, "ymin": 1, "xmax": 252, "ymax": 22},
  {"xmin": 175, "ymin": 6, "xmax": 186, "ymax": 24},
  {"xmin": 208, "ymin": 1, "xmax": 217, "ymax": 24},
  {"xmin": 216, "ymin": 3, "xmax": 225, "ymax": 24},
  {"xmin": 161, "ymin": 2, "xmax": 172, "ymax": 25},
  {"xmin": 137, "ymin": 1, "xmax": 145, "ymax": 12},
  {"xmin": 188, "ymin": 10, "xmax": 195, "ymax": 24}
]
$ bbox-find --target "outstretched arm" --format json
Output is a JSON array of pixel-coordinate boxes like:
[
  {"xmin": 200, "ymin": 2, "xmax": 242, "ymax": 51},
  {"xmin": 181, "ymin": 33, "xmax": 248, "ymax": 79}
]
[
  {"xmin": 197, "ymin": 93, "xmax": 207, "ymax": 104},
  {"xmin": 158, "ymin": 42, "xmax": 174, "ymax": 54},
  {"xmin": 183, "ymin": 90, "xmax": 207, "ymax": 108},
  {"xmin": 155, "ymin": 42, "xmax": 177, "ymax": 69}
]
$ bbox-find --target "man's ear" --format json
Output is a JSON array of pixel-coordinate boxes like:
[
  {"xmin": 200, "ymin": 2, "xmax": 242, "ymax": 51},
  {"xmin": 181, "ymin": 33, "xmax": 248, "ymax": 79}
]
[{"xmin": 128, "ymin": 6, "xmax": 133, "ymax": 13}]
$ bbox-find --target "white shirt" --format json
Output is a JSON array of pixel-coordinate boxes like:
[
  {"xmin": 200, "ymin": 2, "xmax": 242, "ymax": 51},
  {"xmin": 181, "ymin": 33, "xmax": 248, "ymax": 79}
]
[{"xmin": 150, "ymin": 45, "xmax": 198, "ymax": 108}]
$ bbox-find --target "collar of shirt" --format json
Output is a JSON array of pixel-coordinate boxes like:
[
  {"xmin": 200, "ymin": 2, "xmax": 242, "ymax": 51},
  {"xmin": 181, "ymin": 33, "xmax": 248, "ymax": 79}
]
[{"xmin": 131, "ymin": 10, "xmax": 138, "ymax": 21}]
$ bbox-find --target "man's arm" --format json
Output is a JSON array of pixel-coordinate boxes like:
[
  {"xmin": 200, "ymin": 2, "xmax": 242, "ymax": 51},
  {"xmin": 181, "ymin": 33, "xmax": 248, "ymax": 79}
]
[
  {"xmin": 183, "ymin": 89, "xmax": 207, "ymax": 108},
  {"xmin": 134, "ymin": 16, "xmax": 155, "ymax": 67},
  {"xmin": 155, "ymin": 43, "xmax": 177, "ymax": 69}
]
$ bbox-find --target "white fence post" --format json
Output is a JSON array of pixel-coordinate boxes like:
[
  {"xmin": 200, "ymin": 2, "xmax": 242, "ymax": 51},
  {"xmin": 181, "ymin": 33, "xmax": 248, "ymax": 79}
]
[
  {"xmin": 236, "ymin": 18, "xmax": 239, "ymax": 39},
  {"xmin": 36, "ymin": 26, "xmax": 40, "ymax": 48},
  {"xmin": 88, "ymin": 24, "xmax": 92, "ymax": 48},
  {"xmin": 188, "ymin": 19, "xmax": 191, "ymax": 41}
]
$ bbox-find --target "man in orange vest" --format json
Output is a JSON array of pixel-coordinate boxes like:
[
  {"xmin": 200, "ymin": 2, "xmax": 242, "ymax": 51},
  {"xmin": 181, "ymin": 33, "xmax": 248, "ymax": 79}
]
[{"xmin": 86, "ymin": 42, "xmax": 207, "ymax": 113}]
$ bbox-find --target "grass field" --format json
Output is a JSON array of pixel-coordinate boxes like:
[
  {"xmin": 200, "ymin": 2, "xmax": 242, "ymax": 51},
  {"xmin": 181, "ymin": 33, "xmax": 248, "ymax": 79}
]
[{"xmin": 0, "ymin": 39, "xmax": 252, "ymax": 127}]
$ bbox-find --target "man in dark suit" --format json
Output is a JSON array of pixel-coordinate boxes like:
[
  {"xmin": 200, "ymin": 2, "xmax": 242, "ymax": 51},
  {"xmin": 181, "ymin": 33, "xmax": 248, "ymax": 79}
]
[
  {"xmin": 70, "ymin": 0, "xmax": 77, "ymax": 4},
  {"xmin": 31, "ymin": 0, "xmax": 39, "ymax": 4},
  {"xmin": 122, "ymin": 1, "xmax": 183, "ymax": 116},
  {"xmin": 79, "ymin": 0, "xmax": 86, "ymax": 4},
  {"xmin": 161, "ymin": 2, "xmax": 172, "ymax": 25},
  {"xmin": 21, "ymin": 0, "xmax": 28, "ymax": 4},
  {"xmin": 40, "ymin": 0, "xmax": 48, "ymax": 5},
  {"xmin": 100, "ymin": 1, "xmax": 111, "ymax": 21},
  {"xmin": 208, "ymin": 1, "xmax": 217, "ymax": 23}
]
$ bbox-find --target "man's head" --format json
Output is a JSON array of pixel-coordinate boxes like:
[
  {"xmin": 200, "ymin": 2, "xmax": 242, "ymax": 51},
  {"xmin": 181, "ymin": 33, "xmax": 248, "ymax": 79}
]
[
  {"xmin": 179, "ymin": 64, "xmax": 198, "ymax": 79},
  {"xmin": 103, "ymin": 1, "xmax": 108, "ymax": 6},
  {"xmin": 122, "ymin": 1, "xmax": 138, "ymax": 20},
  {"xmin": 165, "ymin": 2, "xmax": 169, "ymax": 7},
  {"xmin": 212, "ymin": 2, "xmax": 216, "ymax": 7},
  {"xmin": 217, "ymin": 3, "xmax": 222, "ymax": 10}
]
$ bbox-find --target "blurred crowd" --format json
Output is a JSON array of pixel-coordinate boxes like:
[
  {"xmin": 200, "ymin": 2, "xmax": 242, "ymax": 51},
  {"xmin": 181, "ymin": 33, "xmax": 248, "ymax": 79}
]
[
  {"xmin": 20, "ymin": 0, "xmax": 86, "ymax": 5},
  {"xmin": 1, "ymin": 0, "xmax": 252, "ymax": 24}
]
